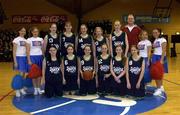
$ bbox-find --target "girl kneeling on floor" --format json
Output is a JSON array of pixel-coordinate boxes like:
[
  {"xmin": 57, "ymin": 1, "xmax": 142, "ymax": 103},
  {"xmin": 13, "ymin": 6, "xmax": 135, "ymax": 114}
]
[
  {"xmin": 62, "ymin": 44, "xmax": 78, "ymax": 95},
  {"xmin": 126, "ymin": 45, "xmax": 145, "ymax": 98},
  {"xmin": 42, "ymin": 46, "xmax": 63, "ymax": 98},
  {"xmin": 79, "ymin": 45, "xmax": 97, "ymax": 95}
]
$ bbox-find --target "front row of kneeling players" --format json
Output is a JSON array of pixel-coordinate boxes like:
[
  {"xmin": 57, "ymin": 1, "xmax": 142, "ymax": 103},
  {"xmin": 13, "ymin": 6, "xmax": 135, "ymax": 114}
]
[{"xmin": 41, "ymin": 44, "xmax": 145, "ymax": 98}]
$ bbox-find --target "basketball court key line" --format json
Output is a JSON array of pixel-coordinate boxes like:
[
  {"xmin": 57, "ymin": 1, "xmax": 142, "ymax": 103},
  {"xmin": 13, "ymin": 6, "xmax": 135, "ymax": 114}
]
[{"xmin": 30, "ymin": 100, "xmax": 76, "ymax": 114}]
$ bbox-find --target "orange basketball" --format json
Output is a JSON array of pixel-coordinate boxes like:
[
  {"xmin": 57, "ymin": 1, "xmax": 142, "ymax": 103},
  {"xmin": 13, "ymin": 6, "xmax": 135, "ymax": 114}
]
[{"xmin": 83, "ymin": 71, "xmax": 93, "ymax": 80}]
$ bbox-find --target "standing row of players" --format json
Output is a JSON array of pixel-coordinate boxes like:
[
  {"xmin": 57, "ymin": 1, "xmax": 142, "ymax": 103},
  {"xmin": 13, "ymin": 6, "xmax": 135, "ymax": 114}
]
[{"xmin": 13, "ymin": 14, "xmax": 168, "ymax": 98}]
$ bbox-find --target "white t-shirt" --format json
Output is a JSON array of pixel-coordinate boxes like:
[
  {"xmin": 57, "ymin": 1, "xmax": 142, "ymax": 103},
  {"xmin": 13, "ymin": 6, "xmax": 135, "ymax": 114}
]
[
  {"xmin": 13, "ymin": 36, "xmax": 27, "ymax": 56},
  {"xmin": 153, "ymin": 37, "xmax": 167, "ymax": 55},
  {"xmin": 138, "ymin": 39, "xmax": 152, "ymax": 58},
  {"xmin": 27, "ymin": 37, "xmax": 43, "ymax": 56}
]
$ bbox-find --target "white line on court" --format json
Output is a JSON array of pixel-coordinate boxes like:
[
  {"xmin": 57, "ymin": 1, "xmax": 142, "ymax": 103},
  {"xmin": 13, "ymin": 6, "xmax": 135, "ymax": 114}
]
[
  {"xmin": 120, "ymin": 106, "xmax": 130, "ymax": 115},
  {"xmin": 30, "ymin": 100, "xmax": 76, "ymax": 115}
]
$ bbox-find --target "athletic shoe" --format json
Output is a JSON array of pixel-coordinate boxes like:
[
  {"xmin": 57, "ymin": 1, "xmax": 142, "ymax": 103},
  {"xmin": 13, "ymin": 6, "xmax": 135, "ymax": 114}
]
[
  {"xmin": 153, "ymin": 88, "xmax": 162, "ymax": 96},
  {"xmin": 37, "ymin": 88, "xmax": 44, "ymax": 95},
  {"xmin": 20, "ymin": 88, "xmax": 27, "ymax": 95}
]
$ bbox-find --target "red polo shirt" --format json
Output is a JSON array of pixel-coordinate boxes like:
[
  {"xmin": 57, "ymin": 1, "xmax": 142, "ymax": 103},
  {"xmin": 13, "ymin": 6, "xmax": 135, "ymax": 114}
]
[{"xmin": 122, "ymin": 25, "xmax": 141, "ymax": 48}]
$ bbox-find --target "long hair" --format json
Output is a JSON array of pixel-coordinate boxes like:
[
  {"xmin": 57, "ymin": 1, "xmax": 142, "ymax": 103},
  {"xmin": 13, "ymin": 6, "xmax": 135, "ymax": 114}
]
[
  {"xmin": 115, "ymin": 45, "xmax": 126, "ymax": 65},
  {"xmin": 46, "ymin": 45, "xmax": 61, "ymax": 64}
]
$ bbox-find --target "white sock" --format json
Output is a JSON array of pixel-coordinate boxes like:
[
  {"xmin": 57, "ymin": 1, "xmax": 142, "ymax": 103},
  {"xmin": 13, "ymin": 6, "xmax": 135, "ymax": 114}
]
[
  {"xmin": 34, "ymin": 88, "xmax": 38, "ymax": 95},
  {"xmin": 16, "ymin": 90, "xmax": 21, "ymax": 97},
  {"xmin": 160, "ymin": 86, "xmax": 165, "ymax": 91}
]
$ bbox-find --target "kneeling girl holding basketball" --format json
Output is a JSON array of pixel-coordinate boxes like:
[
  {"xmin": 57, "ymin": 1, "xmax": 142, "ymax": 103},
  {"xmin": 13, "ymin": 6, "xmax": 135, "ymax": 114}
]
[{"xmin": 79, "ymin": 45, "xmax": 96, "ymax": 95}]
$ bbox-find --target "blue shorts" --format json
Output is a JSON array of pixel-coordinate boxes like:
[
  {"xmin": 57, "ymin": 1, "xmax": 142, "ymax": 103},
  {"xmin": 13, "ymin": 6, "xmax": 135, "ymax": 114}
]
[
  {"xmin": 16, "ymin": 56, "xmax": 28, "ymax": 73},
  {"xmin": 151, "ymin": 54, "xmax": 168, "ymax": 73},
  {"xmin": 29, "ymin": 55, "xmax": 43, "ymax": 71},
  {"xmin": 143, "ymin": 57, "xmax": 151, "ymax": 83}
]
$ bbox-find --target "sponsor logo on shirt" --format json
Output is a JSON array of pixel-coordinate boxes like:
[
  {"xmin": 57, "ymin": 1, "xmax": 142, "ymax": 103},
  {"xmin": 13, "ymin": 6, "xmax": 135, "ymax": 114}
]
[
  {"xmin": 81, "ymin": 43, "xmax": 90, "ymax": 49},
  {"xmin": 138, "ymin": 44, "xmax": 145, "ymax": 50},
  {"xmin": 32, "ymin": 41, "xmax": 42, "ymax": 46},
  {"xmin": 49, "ymin": 67, "xmax": 60, "ymax": 74},
  {"xmin": 153, "ymin": 41, "xmax": 160, "ymax": 48},
  {"xmin": 114, "ymin": 41, "xmax": 124, "ymax": 46},
  {"xmin": 20, "ymin": 41, "xmax": 26, "ymax": 46},
  {"xmin": 83, "ymin": 66, "xmax": 93, "ymax": 71},
  {"xmin": 113, "ymin": 67, "xmax": 124, "ymax": 74},
  {"xmin": 130, "ymin": 67, "xmax": 141, "ymax": 75},
  {"xmin": 100, "ymin": 65, "xmax": 110, "ymax": 72},
  {"xmin": 66, "ymin": 66, "xmax": 76, "ymax": 73}
]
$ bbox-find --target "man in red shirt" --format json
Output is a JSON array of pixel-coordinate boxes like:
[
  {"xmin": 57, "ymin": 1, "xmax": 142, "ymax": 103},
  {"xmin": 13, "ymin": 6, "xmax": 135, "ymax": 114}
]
[{"xmin": 123, "ymin": 14, "xmax": 141, "ymax": 49}]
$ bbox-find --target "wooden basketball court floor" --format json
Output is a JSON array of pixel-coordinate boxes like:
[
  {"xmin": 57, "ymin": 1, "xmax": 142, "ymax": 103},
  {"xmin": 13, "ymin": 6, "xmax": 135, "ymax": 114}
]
[{"xmin": 0, "ymin": 55, "xmax": 180, "ymax": 115}]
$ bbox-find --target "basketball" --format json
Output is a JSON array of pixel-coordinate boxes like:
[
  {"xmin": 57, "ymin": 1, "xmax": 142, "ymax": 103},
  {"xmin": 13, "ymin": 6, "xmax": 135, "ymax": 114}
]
[
  {"xmin": 28, "ymin": 64, "xmax": 42, "ymax": 79},
  {"xmin": 150, "ymin": 61, "xmax": 164, "ymax": 80},
  {"xmin": 83, "ymin": 71, "xmax": 93, "ymax": 80}
]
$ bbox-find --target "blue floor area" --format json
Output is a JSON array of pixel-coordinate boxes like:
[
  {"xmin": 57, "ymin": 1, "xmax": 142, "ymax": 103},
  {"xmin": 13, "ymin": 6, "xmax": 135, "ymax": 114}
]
[{"xmin": 13, "ymin": 86, "xmax": 167, "ymax": 115}]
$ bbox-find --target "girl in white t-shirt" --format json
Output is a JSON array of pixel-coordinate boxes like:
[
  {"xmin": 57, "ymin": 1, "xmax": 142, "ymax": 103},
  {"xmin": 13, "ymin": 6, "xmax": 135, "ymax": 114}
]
[
  {"xmin": 152, "ymin": 28, "xmax": 168, "ymax": 96},
  {"xmin": 13, "ymin": 27, "xmax": 28, "ymax": 97},
  {"xmin": 27, "ymin": 27, "xmax": 44, "ymax": 95},
  {"xmin": 138, "ymin": 30, "xmax": 152, "ymax": 85}
]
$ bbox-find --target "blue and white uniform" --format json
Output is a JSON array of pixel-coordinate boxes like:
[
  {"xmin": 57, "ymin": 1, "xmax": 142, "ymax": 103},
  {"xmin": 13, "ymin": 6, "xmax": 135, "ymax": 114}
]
[
  {"xmin": 27, "ymin": 37, "xmax": 43, "ymax": 69},
  {"xmin": 13, "ymin": 36, "xmax": 28, "ymax": 73},
  {"xmin": 138, "ymin": 39, "xmax": 152, "ymax": 83}
]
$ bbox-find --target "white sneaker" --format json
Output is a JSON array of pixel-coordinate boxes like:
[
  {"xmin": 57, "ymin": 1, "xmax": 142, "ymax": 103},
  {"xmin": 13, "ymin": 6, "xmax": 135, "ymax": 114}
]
[
  {"xmin": 20, "ymin": 88, "xmax": 27, "ymax": 95},
  {"xmin": 34, "ymin": 88, "xmax": 38, "ymax": 95},
  {"xmin": 153, "ymin": 88, "xmax": 162, "ymax": 96},
  {"xmin": 37, "ymin": 88, "xmax": 44, "ymax": 95},
  {"xmin": 16, "ymin": 90, "xmax": 21, "ymax": 97}
]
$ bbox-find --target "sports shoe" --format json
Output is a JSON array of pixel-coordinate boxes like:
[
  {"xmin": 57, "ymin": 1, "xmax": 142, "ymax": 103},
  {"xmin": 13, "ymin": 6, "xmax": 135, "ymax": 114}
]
[
  {"xmin": 153, "ymin": 88, "xmax": 162, "ymax": 96},
  {"xmin": 20, "ymin": 88, "xmax": 27, "ymax": 95},
  {"xmin": 37, "ymin": 88, "xmax": 44, "ymax": 95}
]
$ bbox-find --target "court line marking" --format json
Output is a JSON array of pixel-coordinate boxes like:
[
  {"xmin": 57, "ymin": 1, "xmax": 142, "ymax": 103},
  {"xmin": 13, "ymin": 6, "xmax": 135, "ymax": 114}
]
[
  {"xmin": 30, "ymin": 100, "xmax": 76, "ymax": 115},
  {"xmin": 120, "ymin": 106, "xmax": 130, "ymax": 115},
  {"xmin": 0, "ymin": 90, "xmax": 14, "ymax": 102},
  {"xmin": 163, "ymin": 78, "xmax": 180, "ymax": 86}
]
